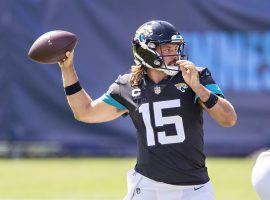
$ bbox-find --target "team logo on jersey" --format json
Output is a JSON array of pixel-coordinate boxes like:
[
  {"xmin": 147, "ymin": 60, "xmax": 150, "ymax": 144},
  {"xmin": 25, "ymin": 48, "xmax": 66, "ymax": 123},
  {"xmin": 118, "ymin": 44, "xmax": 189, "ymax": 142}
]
[
  {"xmin": 154, "ymin": 86, "xmax": 161, "ymax": 94},
  {"xmin": 175, "ymin": 83, "xmax": 188, "ymax": 92}
]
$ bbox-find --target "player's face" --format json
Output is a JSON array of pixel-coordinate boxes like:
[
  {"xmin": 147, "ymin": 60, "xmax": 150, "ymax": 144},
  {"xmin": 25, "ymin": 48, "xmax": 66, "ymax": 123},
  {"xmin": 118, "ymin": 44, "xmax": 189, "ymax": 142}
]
[{"xmin": 156, "ymin": 43, "xmax": 179, "ymax": 66}]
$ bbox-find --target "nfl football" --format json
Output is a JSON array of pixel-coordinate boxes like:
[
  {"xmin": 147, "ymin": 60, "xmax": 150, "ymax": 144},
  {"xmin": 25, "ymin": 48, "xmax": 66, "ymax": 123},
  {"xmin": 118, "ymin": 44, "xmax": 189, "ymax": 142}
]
[{"xmin": 28, "ymin": 30, "xmax": 77, "ymax": 64}]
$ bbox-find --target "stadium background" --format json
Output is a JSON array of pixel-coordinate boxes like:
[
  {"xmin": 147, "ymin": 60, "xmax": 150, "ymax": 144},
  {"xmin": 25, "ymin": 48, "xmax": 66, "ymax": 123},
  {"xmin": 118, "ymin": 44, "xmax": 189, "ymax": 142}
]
[
  {"xmin": 0, "ymin": 0, "xmax": 269, "ymax": 157},
  {"xmin": 0, "ymin": 0, "xmax": 269, "ymax": 199}
]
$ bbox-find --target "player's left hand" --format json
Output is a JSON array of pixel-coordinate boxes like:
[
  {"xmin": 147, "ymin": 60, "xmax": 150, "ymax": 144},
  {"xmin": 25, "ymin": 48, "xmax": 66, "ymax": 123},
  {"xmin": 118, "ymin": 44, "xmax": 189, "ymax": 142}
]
[{"xmin": 176, "ymin": 60, "xmax": 201, "ymax": 90}]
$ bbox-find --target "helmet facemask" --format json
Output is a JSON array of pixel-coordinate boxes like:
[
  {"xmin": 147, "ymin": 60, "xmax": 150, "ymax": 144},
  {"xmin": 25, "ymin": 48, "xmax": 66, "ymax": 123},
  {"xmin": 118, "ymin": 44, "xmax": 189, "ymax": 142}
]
[{"xmin": 154, "ymin": 38, "xmax": 187, "ymax": 76}]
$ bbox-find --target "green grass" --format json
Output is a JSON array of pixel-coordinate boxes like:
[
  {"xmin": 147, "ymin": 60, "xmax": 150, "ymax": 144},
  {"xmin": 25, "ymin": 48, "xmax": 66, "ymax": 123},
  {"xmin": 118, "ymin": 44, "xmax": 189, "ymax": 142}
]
[
  {"xmin": 207, "ymin": 158, "xmax": 258, "ymax": 200},
  {"xmin": 0, "ymin": 158, "xmax": 258, "ymax": 200}
]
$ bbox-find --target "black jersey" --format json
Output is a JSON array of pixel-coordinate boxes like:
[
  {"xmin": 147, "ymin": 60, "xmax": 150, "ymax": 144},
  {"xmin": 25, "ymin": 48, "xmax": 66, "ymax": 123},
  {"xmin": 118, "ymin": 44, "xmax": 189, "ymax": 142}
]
[{"xmin": 102, "ymin": 68, "xmax": 224, "ymax": 185}]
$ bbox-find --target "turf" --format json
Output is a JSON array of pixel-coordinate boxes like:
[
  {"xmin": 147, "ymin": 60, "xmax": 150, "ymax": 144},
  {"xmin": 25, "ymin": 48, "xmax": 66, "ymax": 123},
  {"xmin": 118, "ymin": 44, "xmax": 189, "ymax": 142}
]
[{"xmin": 0, "ymin": 158, "xmax": 258, "ymax": 200}]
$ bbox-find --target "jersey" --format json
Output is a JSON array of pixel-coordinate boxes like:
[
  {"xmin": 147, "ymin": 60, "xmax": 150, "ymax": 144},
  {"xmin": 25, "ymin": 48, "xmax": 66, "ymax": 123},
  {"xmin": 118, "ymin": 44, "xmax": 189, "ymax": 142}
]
[{"xmin": 102, "ymin": 68, "xmax": 224, "ymax": 185}]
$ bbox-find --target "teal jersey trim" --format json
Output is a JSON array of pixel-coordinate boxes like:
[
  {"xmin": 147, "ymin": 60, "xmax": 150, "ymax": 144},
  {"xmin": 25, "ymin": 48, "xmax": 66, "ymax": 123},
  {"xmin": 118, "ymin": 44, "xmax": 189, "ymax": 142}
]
[
  {"xmin": 101, "ymin": 93, "xmax": 127, "ymax": 111},
  {"xmin": 194, "ymin": 84, "xmax": 225, "ymax": 103}
]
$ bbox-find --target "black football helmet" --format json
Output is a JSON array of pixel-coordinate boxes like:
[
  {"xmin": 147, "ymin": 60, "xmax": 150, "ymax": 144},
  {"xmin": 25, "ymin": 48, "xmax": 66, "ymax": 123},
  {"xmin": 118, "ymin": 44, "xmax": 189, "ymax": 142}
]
[{"xmin": 132, "ymin": 20, "xmax": 187, "ymax": 76}]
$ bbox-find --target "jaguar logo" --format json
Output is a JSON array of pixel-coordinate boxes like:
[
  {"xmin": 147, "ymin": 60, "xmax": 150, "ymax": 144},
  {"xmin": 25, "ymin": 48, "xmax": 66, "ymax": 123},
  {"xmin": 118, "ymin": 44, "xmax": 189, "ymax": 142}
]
[
  {"xmin": 175, "ymin": 83, "xmax": 188, "ymax": 92},
  {"xmin": 134, "ymin": 24, "xmax": 153, "ymax": 43}
]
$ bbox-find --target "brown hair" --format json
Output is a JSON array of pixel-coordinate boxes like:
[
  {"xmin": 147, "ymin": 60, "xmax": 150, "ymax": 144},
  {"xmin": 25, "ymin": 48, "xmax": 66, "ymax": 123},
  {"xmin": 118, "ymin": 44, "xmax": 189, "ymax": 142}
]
[{"xmin": 130, "ymin": 65, "xmax": 146, "ymax": 87}]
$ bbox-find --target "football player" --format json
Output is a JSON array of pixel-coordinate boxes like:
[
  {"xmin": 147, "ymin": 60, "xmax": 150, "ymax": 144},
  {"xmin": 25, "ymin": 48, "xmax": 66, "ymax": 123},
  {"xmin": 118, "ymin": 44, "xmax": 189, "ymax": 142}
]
[
  {"xmin": 252, "ymin": 149, "xmax": 270, "ymax": 200},
  {"xmin": 59, "ymin": 20, "xmax": 237, "ymax": 200}
]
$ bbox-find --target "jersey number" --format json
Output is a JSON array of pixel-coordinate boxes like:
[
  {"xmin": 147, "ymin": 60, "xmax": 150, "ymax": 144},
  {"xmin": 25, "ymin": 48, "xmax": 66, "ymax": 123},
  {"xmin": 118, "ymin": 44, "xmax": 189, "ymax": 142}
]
[{"xmin": 139, "ymin": 99, "xmax": 185, "ymax": 146}]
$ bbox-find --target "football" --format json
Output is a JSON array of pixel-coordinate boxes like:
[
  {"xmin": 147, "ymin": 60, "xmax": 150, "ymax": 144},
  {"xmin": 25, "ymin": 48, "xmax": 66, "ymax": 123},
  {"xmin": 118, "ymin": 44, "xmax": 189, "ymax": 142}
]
[{"xmin": 28, "ymin": 30, "xmax": 77, "ymax": 64}]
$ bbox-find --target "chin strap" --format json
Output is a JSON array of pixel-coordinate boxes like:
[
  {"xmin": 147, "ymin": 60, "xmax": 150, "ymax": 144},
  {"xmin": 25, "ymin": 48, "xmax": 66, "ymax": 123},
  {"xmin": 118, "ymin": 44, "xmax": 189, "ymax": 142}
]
[{"xmin": 156, "ymin": 64, "xmax": 180, "ymax": 76}]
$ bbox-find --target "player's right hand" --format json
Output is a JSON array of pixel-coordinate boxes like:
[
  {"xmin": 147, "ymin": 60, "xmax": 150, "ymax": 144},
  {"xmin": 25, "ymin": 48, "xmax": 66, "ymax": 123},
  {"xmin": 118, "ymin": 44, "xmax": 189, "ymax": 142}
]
[{"xmin": 58, "ymin": 50, "xmax": 74, "ymax": 70}]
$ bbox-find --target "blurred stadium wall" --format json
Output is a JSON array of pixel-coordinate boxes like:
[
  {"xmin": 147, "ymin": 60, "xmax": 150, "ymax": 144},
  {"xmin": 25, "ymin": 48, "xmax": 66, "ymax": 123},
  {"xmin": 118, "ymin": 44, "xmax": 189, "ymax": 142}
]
[{"xmin": 0, "ymin": 0, "xmax": 269, "ymax": 157}]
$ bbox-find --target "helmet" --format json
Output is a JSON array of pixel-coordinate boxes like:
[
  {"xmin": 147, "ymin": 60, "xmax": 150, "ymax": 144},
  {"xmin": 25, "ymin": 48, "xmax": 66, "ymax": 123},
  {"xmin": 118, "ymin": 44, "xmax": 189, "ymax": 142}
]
[{"xmin": 132, "ymin": 20, "xmax": 187, "ymax": 76}]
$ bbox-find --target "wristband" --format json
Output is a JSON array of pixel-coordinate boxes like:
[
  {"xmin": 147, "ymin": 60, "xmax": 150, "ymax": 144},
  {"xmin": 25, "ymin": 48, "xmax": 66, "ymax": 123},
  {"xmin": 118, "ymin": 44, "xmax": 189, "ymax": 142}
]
[
  {"xmin": 64, "ymin": 81, "xmax": 82, "ymax": 96},
  {"xmin": 203, "ymin": 93, "xmax": 218, "ymax": 109}
]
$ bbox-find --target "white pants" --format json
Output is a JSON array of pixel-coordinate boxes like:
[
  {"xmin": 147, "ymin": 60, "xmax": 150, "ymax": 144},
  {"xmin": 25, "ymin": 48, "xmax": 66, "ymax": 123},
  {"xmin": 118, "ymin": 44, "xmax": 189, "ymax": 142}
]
[
  {"xmin": 123, "ymin": 169, "xmax": 214, "ymax": 200},
  {"xmin": 252, "ymin": 150, "xmax": 270, "ymax": 200}
]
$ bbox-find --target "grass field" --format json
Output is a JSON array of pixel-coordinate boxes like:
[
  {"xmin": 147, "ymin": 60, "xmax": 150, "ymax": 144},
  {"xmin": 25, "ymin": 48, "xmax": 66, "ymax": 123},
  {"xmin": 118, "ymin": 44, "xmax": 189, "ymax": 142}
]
[{"xmin": 0, "ymin": 157, "xmax": 258, "ymax": 200}]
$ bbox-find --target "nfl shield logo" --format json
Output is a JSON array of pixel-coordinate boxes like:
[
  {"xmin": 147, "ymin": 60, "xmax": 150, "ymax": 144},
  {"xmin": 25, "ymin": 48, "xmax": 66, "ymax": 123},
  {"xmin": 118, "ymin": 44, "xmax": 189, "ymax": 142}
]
[{"xmin": 154, "ymin": 86, "xmax": 161, "ymax": 94}]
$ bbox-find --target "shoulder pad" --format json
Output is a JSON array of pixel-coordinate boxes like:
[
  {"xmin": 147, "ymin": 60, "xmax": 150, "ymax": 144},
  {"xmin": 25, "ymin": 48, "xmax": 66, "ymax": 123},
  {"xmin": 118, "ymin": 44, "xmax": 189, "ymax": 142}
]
[
  {"xmin": 196, "ymin": 66, "xmax": 206, "ymax": 72},
  {"xmin": 198, "ymin": 67, "xmax": 211, "ymax": 78},
  {"xmin": 115, "ymin": 73, "xmax": 132, "ymax": 85}
]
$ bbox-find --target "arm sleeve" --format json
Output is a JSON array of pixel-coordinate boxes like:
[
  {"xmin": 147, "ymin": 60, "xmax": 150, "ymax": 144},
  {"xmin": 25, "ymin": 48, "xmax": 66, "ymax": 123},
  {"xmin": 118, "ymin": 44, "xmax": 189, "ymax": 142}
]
[
  {"xmin": 194, "ymin": 68, "xmax": 225, "ymax": 103},
  {"xmin": 101, "ymin": 75, "xmax": 128, "ymax": 111}
]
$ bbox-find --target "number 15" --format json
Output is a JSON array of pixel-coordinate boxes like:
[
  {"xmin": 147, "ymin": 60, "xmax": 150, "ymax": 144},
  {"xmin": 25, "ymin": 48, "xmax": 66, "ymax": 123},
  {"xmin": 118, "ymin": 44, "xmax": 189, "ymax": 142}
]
[{"xmin": 139, "ymin": 99, "xmax": 186, "ymax": 146}]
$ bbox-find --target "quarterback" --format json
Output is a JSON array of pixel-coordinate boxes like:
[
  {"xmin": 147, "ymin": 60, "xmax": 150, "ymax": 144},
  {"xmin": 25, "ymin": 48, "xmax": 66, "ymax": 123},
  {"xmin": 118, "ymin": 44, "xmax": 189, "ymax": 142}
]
[{"xmin": 59, "ymin": 20, "xmax": 237, "ymax": 200}]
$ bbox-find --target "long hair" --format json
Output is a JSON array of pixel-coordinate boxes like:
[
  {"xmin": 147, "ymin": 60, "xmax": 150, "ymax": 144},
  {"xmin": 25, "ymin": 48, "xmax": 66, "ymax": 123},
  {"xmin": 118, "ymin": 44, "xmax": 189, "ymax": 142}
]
[{"xmin": 130, "ymin": 65, "xmax": 146, "ymax": 87}]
